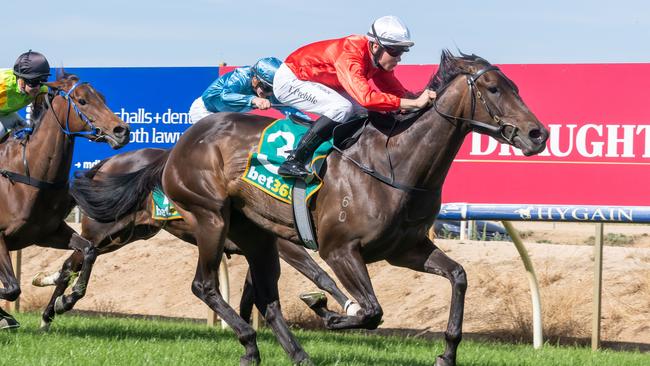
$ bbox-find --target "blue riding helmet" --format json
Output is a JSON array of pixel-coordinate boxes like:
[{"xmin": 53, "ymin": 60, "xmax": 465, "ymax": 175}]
[{"xmin": 252, "ymin": 57, "xmax": 282, "ymax": 87}]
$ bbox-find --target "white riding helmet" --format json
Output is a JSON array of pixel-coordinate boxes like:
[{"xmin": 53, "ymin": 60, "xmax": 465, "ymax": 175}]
[{"xmin": 366, "ymin": 15, "xmax": 414, "ymax": 49}]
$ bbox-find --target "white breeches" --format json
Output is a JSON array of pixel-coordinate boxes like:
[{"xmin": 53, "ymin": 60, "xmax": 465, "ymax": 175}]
[{"xmin": 273, "ymin": 63, "xmax": 366, "ymax": 123}]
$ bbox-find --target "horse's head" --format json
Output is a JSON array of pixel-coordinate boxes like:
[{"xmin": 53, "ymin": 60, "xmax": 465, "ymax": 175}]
[
  {"xmin": 43, "ymin": 73, "xmax": 130, "ymax": 149},
  {"xmin": 430, "ymin": 51, "xmax": 548, "ymax": 156}
]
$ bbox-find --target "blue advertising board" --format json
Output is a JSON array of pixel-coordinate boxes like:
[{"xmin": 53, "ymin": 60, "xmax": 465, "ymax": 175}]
[{"xmin": 50, "ymin": 67, "xmax": 219, "ymax": 176}]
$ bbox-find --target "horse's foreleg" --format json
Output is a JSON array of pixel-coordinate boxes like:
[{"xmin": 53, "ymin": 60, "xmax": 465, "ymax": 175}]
[
  {"xmin": 40, "ymin": 250, "xmax": 83, "ymax": 330},
  {"xmin": 319, "ymin": 240, "xmax": 384, "ymax": 330},
  {"xmin": 0, "ymin": 235, "xmax": 20, "ymax": 329},
  {"xmin": 387, "ymin": 237, "xmax": 466, "ymax": 366},
  {"xmin": 276, "ymin": 238, "xmax": 353, "ymax": 314}
]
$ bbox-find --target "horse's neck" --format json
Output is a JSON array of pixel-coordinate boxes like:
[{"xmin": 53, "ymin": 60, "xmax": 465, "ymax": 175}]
[
  {"xmin": 26, "ymin": 105, "xmax": 75, "ymax": 182},
  {"xmin": 360, "ymin": 107, "xmax": 469, "ymax": 193}
]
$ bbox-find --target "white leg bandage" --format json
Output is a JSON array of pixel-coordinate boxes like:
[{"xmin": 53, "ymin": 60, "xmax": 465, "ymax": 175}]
[{"xmin": 344, "ymin": 299, "xmax": 362, "ymax": 316}]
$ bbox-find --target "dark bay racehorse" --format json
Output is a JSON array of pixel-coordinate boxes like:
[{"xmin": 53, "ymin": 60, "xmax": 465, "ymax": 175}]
[
  {"xmin": 0, "ymin": 72, "xmax": 130, "ymax": 329},
  {"xmin": 36, "ymin": 148, "xmax": 352, "ymax": 330},
  {"xmin": 72, "ymin": 51, "xmax": 548, "ymax": 366}
]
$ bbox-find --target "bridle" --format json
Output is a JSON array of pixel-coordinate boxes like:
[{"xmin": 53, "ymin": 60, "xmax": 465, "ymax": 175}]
[
  {"xmin": 45, "ymin": 80, "xmax": 105, "ymax": 139},
  {"xmin": 0, "ymin": 80, "xmax": 105, "ymax": 190},
  {"xmin": 433, "ymin": 65, "xmax": 520, "ymax": 144}
]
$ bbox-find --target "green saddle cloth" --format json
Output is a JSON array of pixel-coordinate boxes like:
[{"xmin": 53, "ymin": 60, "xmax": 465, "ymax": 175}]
[
  {"xmin": 151, "ymin": 187, "xmax": 183, "ymax": 220},
  {"xmin": 241, "ymin": 118, "xmax": 333, "ymax": 203}
]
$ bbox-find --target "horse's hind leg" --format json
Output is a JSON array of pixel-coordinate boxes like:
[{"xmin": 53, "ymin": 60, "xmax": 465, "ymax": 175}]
[
  {"xmin": 0, "ymin": 236, "xmax": 20, "ymax": 329},
  {"xmin": 236, "ymin": 234, "xmax": 312, "ymax": 365},
  {"xmin": 239, "ymin": 269, "xmax": 255, "ymax": 323},
  {"xmin": 386, "ymin": 237, "xmax": 466, "ymax": 366},
  {"xmin": 40, "ymin": 250, "xmax": 83, "ymax": 331},
  {"xmin": 180, "ymin": 204, "xmax": 264, "ymax": 365},
  {"xmin": 39, "ymin": 225, "xmax": 98, "ymax": 317}
]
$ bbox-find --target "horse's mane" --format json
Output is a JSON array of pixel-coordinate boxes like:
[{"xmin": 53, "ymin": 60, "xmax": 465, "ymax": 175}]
[
  {"xmin": 30, "ymin": 69, "xmax": 79, "ymax": 131},
  {"xmin": 426, "ymin": 50, "xmax": 492, "ymax": 92}
]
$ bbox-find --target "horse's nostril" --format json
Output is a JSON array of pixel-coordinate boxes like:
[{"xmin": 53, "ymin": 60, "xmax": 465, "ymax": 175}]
[
  {"xmin": 529, "ymin": 129, "xmax": 542, "ymax": 139},
  {"xmin": 113, "ymin": 126, "xmax": 129, "ymax": 137}
]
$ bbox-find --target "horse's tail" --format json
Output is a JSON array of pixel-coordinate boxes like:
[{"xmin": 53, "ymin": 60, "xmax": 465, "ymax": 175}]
[{"xmin": 70, "ymin": 150, "xmax": 171, "ymax": 223}]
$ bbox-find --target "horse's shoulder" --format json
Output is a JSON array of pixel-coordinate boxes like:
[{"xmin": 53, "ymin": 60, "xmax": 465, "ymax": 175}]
[{"xmin": 0, "ymin": 140, "xmax": 22, "ymax": 163}]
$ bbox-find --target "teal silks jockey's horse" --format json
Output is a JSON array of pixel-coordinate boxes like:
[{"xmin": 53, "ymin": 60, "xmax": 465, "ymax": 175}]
[
  {"xmin": 35, "ymin": 147, "xmax": 353, "ymax": 330},
  {"xmin": 71, "ymin": 52, "xmax": 548, "ymax": 366},
  {"xmin": 0, "ymin": 72, "xmax": 129, "ymax": 330}
]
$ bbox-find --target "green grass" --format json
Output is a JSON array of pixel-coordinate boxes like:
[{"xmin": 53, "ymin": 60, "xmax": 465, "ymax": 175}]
[{"xmin": 1, "ymin": 312, "xmax": 648, "ymax": 365}]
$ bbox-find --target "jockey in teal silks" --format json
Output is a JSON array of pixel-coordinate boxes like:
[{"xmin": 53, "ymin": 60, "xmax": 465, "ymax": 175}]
[{"xmin": 188, "ymin": 56, "xmax": 308, "ymax": 123}]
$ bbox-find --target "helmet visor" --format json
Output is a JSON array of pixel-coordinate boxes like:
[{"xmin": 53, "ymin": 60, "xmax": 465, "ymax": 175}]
[{"xmin": 370, "ymin": 24, "xmax": 410, "ymax": 57}]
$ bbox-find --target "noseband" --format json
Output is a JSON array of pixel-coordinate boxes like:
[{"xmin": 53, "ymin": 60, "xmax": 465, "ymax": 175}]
[{"xmin": 433, "ymin": 66, "xmax": 519, "ymax": 144}]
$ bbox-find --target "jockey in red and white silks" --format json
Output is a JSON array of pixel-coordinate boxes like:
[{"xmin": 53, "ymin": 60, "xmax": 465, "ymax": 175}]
[{"xmin": 273, "ymin": 15, "xmax": 437, "ymax": 179}]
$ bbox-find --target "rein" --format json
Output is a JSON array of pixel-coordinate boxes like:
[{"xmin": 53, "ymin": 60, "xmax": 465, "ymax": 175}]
[
  {"xmin": 328, "ymin": 65, "xmax": 514, "ymax": 197},
  {"xmin": 0, "ymin": 81, "xmax": 98, "ymax": 190},
  {"xmin": 331, "ymin": 109, "xmax": 435, "ymax": 195}
]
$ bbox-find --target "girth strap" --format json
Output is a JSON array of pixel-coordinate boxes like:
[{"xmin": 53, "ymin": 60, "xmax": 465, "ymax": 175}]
[{"xmin": 0, "ymin": 169, "xmax": 68, "ymax": 190}]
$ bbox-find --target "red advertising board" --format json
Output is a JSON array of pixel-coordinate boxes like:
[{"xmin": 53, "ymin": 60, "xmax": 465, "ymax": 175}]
[
  {"xmin": 432, "ymin": 63, "xmax": 650, "ymax": 206},
  {"xmin": 223, "ymin": 63, "xmax": 650, "ymax": 206}
]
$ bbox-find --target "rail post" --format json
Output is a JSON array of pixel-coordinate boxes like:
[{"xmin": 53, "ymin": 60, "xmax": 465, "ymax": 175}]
[
  {"xmin": 591, "ymin": 223, "xmax": 604, "ymax": 350},
  {"xmin": 502, "ymin": 221, "xmax": 543, "ymax": 349}
]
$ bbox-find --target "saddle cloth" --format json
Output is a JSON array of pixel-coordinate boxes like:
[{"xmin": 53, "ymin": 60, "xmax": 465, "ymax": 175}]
[
  {"xmin": 151, "ymin": 187, "xmax": 183, "ymax": 220},
  {"xmin": 241, "ymin": 118, "xmax": 333, "ymax": 204}
]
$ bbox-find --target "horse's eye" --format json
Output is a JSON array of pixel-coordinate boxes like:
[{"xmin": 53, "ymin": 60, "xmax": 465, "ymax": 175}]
[
  {"xmin": 78, "ymin": 98, "xmax": 87, "ymax": 105},
  {"xmin": 487, "ymin": 86, "xmax": 499, "ymax": 94}
]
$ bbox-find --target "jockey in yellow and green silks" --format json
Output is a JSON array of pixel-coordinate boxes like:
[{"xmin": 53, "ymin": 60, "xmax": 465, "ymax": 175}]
[{"xmin": 0, "ymin": 50, "xmax": 50, "ymax": 136}]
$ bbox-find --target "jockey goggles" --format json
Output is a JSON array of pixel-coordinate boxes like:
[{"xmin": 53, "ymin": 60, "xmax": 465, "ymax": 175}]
[
  {"xmin": 256, "ymin": 79, "xmax": 273, "ymax": 94},
  {"xmin": 370, "ymin": 23, "xmax": 410, "ymax": 58},
  {"xmin": 25, "ymin": 77, "xmax": 47, "ymax": 87}
]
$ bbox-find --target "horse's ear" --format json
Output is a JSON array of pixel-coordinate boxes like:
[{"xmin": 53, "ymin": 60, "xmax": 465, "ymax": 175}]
[
  {"xmin": 56, "ymin": 67, "xmax": 66, "ymax": 81},
  {"xmin": 44, "ymin": 80, "xmax": 63, "ymax": 90}
]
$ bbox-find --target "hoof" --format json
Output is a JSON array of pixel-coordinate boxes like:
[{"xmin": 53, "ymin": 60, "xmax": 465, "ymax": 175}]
[
  {"xmin": 299, "ymin": 291, "xmax": 327, "ymax": 310},
  {"xmin": 32, "ymin": 272, "xmax": 48, "ymax": 287},
  {"xmin": 435, "ymin": 355, "xmax": 455, "ymax": 366},
  {"xmin": 54, "ymin": 295, "xmax": 66, "ymax": 314},
  {"xmin": 239, "ymin": 355, "xmax": 260, "ymax": 366},
  {"xmin": 32, "ymin": 271, "xmax": 60, "ymax": 287},
  {"xmin": 39, "ymin": 319, "xmax": 51, "ymax": 332},
  {"xmin": 0, "ymin": 316, "xmax": 20, "ymax": 330},
  {"xmin": 296, "ymin": 356, "xmax": 314, "ymax": 366}
]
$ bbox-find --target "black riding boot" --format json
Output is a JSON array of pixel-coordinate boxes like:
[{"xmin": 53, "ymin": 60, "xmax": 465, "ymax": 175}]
[{"xmin": 278, "ymin": 116, "xmax": 338, "ymax": 178}]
